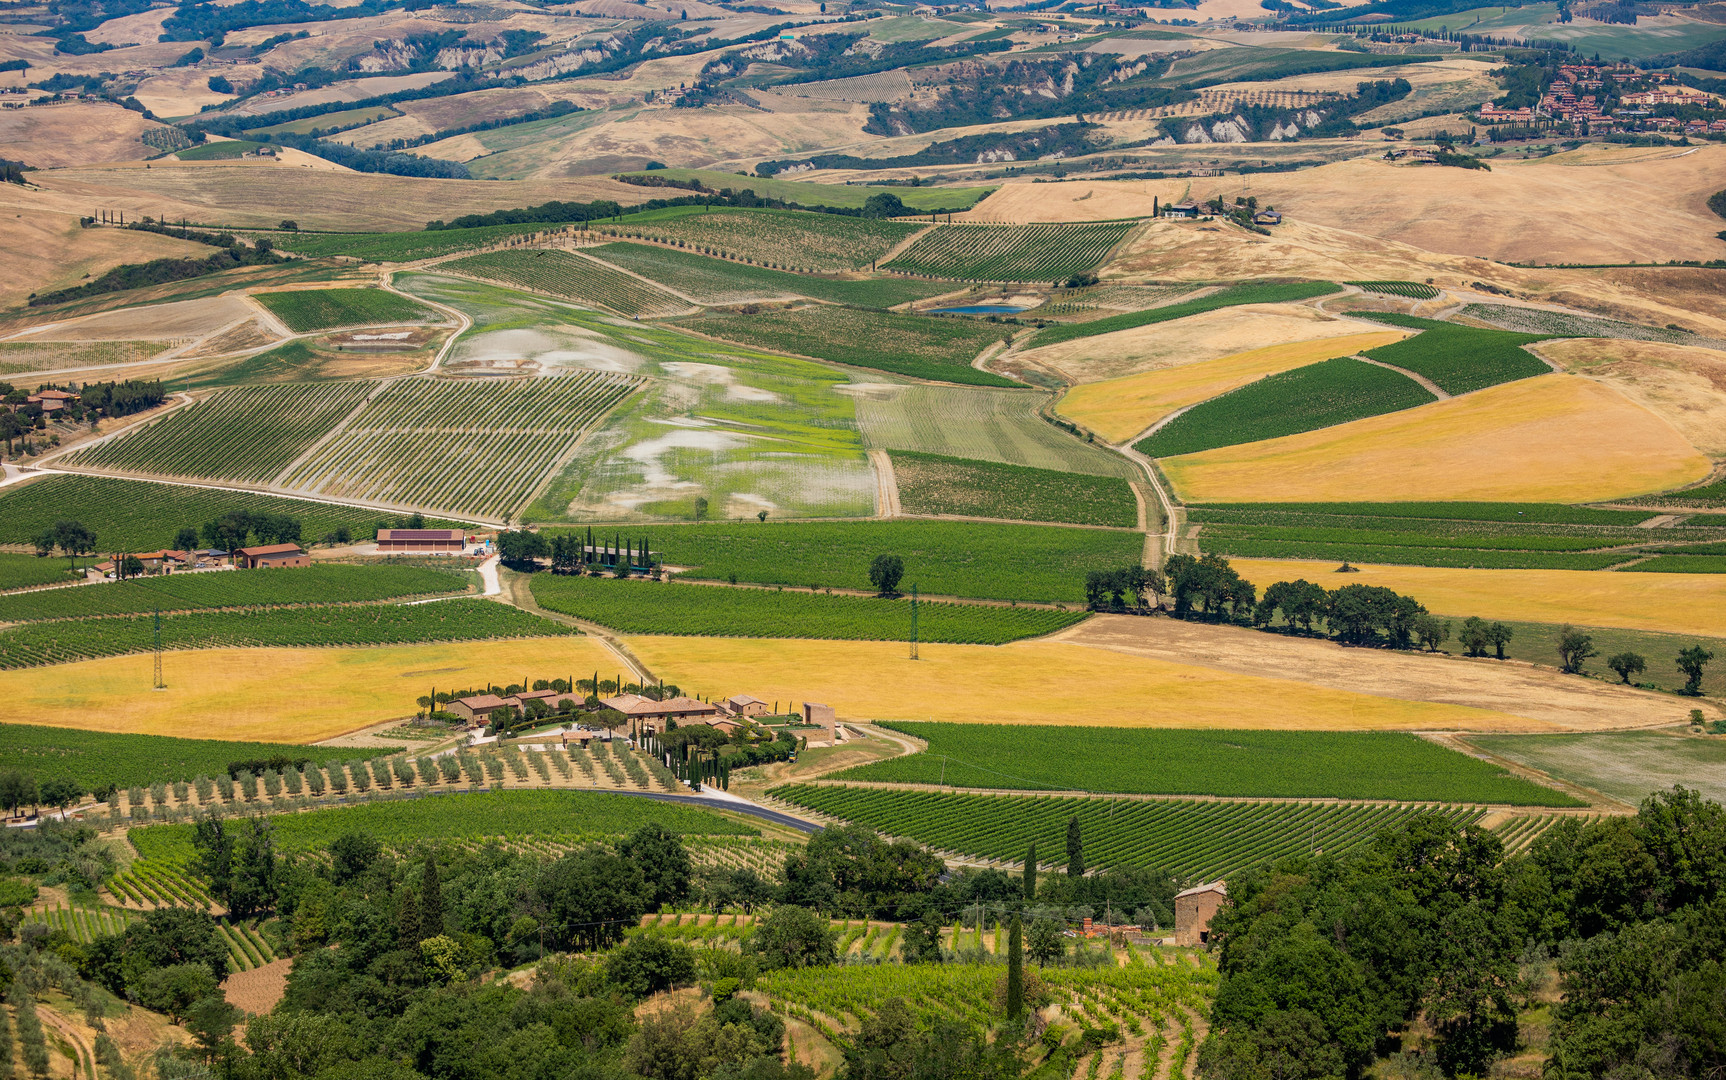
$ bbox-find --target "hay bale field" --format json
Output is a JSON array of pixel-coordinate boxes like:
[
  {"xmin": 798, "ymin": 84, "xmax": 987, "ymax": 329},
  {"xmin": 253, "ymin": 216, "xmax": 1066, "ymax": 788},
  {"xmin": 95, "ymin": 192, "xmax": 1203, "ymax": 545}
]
[
  {"xmin": 1058, "ymin": 331, "xmax": 1408, "ymax": 442},
  {"xmin": 1229, "ymin": 559, "xmax": 1726, "ymax": 639},
  {"xmin": 0, "ymin": 637, "xmax": 621, "ymax": 743},
  {"xmin": 626, "ymin": 635, "xmax": 1556, "ymax": 731},
  {"xmin": 1161, "ymin": 375, "xmax": 1712, "ymax": 504},
  {"xmin": 1021, "ymin": 303, "xmax": 1376, "ymax": 384}
]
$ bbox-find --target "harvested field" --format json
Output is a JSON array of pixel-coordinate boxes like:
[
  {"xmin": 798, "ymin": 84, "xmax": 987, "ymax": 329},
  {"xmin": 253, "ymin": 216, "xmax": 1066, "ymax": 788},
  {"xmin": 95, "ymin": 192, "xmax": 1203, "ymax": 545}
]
[
  {"xmin": 627, "ymin": 635, "xmax": 1556, "ymax": 731},
  {"xmin": 23, "ymin": 165, "xmax": 648, "ymax": 232},
  {"xmin": 1057, "ymin": 331, "xmax": 1408, "ymax": 442},
  {"xmin": 1244, "ymin": 143, "xmax": 1726, "ymax": 265},
  {"xmin": 1229, "ymin": 559, "xmax": 1726, "ymax": 639},
  {"xmin": 1464, "ymin": 731, "xmax": 1726, "ymax": 806},
  {"xmin": 1162, "ymin": 375, "xmax": 1712, "ymax": 504},
  {"xmin": 1535, "ymin": 338, "xmax": 1726, "ymax": 457},
  {"xmin": 1052, "ymin": 616, "xmax": 1701, "ymax": 731},
  {"xmin": 962, "ymin": 144, "xmax": 1726, "ymax": 264},
  {"xmin": 1022, "ymin": 303, "xmax": 1372, "ymax": 384},
  {"xmin": 0, "ymin": 215, "xmax": 210, "ymax": 314},
  {"xmin": 0, "ymin": 103, "xmax": 168, "ymax": 168},
  {"xmin": 0, "ymin": 637, "xmax": 620, "ymax": 743},
  {"xmin": 7, "ymin": 293, "xmax": 256, "ymax": 343}
]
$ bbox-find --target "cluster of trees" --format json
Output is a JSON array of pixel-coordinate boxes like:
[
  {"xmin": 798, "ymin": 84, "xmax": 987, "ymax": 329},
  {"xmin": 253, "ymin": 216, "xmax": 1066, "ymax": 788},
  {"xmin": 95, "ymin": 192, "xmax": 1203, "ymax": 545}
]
[
  {"xmin": 1200, "ymin": 787, "xmax": 1726, "ymax": 1080},
  {"xmin": 497, "ymin": 528, "xmax": 659, "ymax": 576},
  {"xmin": 1555, "ymin": 625, "xmax": 1714, "ymax": 693},
  {"xmin": 0, "ymin": 769, "xmax": 85, "ymax": 818},
  {"xmin": 190, "ymin": 508, "xmax": 304, "ymax": 553},
  {"xmin": 30, "ymin": 244, "xmax": 283, "ymax": 307}
]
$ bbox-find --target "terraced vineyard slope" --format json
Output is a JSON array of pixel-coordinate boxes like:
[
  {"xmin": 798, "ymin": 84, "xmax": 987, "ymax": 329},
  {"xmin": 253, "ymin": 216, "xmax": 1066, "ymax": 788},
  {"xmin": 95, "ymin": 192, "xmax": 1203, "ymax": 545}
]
[{"xmin": 885, "ymin": 222, "xmax": 1136, "ymax": 281}]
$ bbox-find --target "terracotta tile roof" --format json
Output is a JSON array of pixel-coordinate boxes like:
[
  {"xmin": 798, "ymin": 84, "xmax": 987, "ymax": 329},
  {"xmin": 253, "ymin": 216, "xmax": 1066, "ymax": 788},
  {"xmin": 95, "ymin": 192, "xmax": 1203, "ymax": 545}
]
[{"xmin": 238, "ymin": 543, "xmax": 305, "ymax": 557}]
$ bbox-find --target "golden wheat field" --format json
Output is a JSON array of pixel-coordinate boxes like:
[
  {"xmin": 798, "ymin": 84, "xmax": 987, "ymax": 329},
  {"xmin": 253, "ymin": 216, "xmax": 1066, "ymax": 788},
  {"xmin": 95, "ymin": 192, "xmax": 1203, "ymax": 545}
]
[
  {"xmin": 1230, "ymin": 560, "xmax": 1726, "ymax": 639},
  {"xmin": 0, "ymin": 638, "xmax": 621, "ymax": 742},
  {"xmin": 1536, "ymin": 337, "xmax": 1726, "ymax": 458},
  {"xmin": 1058, "ymin": 330, "xmax": 1408, "ymax": 442},
  {"xmin": 1160, "ymin": 374, "xmax": 1711, "ymax": 503},
  {"xmin": 626, "ymin": 635, "xmax": 1553, "ymax": 731}
]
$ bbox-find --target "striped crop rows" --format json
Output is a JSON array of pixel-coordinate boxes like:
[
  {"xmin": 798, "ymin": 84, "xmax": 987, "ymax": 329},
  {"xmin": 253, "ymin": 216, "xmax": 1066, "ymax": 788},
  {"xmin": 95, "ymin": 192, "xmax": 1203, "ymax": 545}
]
[
  {"xmin": 62, "ymin": 382, "xmax": 376, "ymax": 483},
  {"xmin": 1347, "ymin": 280, "xmax": 1441, "ymax": 299},
  {"xmin": 440, "ymin": 250, "xmax": 691, "ymax": 318},
  {"xmin": 884, "ymin": 222, "xmax": 1135, "ymax": 282},
  {"xmin": 278, "ymin": 371, "xmax": 643, "ymax": 519},
  {"xmin": 772, "ymin": 785, "xmax": 1485, "ymax": 880}
]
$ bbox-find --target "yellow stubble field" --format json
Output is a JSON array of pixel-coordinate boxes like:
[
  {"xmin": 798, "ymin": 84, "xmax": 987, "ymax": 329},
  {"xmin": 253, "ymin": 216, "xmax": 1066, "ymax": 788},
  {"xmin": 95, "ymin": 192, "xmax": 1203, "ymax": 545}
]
[
  {"xmin": 1058, "ymin": 330, "xmax": 1408, "ymax": 442},
  {"xmin": 627, "ymin": 636, "xmax": 1553, "ymax": 731},
  {"xmin": 0, "ymin": 637, "xmax": 621, "ymax": 743},
  {"xmin": 1230, "ymin": 560, "xmax": 1726, "ymax": 639},
  {"xmin": 1161, "ymin": 374, "xmax": 1711, "ymax": 504}
]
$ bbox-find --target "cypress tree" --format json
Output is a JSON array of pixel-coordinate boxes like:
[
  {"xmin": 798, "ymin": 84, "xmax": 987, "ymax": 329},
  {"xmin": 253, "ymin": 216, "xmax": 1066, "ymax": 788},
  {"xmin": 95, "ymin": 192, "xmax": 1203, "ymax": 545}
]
[
  {"xmin": 398, "ymin": 886, "xmax": 422, "ymax": 945},
  {"xmin": 1066, "ymin": 816, "xmax": 1084, "ymax": 878},
  {"xmin": 1006, "ymin": 913, "xmax": 1024, "ymax": 1021},
  {"xmin": 420, "ymin": 852, "xmax": 443, "ymax": 937},
  {"xmin": 1025, "ymin": 841, "xmax": 1038, "ymax": 901}
]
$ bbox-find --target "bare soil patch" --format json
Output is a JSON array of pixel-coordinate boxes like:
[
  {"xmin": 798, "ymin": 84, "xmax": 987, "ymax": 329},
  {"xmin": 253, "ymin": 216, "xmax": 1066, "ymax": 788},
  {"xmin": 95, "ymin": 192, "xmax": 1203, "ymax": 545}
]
[
  {"xmin": 224, "ymin": 958, "xmax": 291, "ymax": 1014},
  {"xmin": 179, "ymin": 317, "xmax": 284, "ymax": 359},
  {"xmin": 1054, "ymin": 615, "xmax": 1698, "ymax": 731}
]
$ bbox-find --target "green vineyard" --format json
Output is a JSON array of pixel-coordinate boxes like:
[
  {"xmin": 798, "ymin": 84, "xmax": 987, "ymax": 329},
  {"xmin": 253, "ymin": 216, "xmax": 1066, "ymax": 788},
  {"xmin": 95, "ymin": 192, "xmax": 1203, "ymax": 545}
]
[
  {"xmin": 439, "ymin": 250, "xmax": 691, "ymax": 317},
  {"xmin": 0, "ymin": 475, "xmax": 462, "ymax": 553},
  {"xmin": 280, "ymin": 370, "xmax": 643, "ymax": 519},
  {"xmin": 1027, "ymin": 282, "xmax": 1342, "ymax": 348},
  {"xmin": 0, "ymin": 599, "xmax": 571, "ymax": 668},
  {"xmin": 1136, "ymin": 357, "xmax": 1436, "ymax": 458},
  {"xmin": 1358, "ymin": 313, "xmax": 1554, "ymax": 395},
  {"xmin": 252, "ymin": 288, "xmax": 441, "ymax": 332},
  {"xmin": 1346, "ymin": 281, "xmax": 1441, "ymax": 299},
  {"xmin": 771, "ymin": 784, "xmax": 1486, "ymax": 879},
  {"xmin": 529, "ymin": 574, "xmax": 1087, "ymax": 644},
  {"xmin": 889, "ymin": 451, "xmax": 1140, "ymax": 528},
  {"xmin": 128, "ymin": 789, "xmax": 756, "ymax": 862},
  {"xmin": 61, "ymin": 381, "xmax": 377, "ymax": 484},
  {"xmin": 0, "ymin": 564, "xmax": 467, "ymax": 623},
  {"xmin": 885, "ymin": 222, "xmax": 1136, "ymax": 282},
  {"xmin": 593, "ymin": 206, "xmax": 923, "ymax": 272}
]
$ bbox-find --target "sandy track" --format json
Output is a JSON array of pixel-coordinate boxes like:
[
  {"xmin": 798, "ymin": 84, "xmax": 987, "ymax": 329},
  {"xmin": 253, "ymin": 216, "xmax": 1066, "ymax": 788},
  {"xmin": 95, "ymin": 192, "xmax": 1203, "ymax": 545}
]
[{"xmin": 1050, "ymin": 615, "xmax": 1698, "ymax": 731}]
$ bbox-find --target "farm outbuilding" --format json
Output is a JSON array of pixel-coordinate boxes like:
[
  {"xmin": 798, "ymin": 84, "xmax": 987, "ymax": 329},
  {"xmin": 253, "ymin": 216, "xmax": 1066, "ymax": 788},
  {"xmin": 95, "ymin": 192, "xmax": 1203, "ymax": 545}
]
[
  {"xmin": 449, "ymin": 694, "xmax": 515, "ymax": 725},
  {"xmin": 1174, "ymin": 881, "xmax": 1227, "ymax": 945},
  {"xmin": 723, "ymin": 694, "xmax": 772, "ymax": 717},
  {"xmin": 377, "ymin": 528, "xmax": 466, "ymax": 553},
  {"xmin": 236, "ymin": 544, "xmax": 309, "ymax": 569},
  {"xmin": 601, "ymin": 693, "xmax": 722, "ymax": 732}
]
